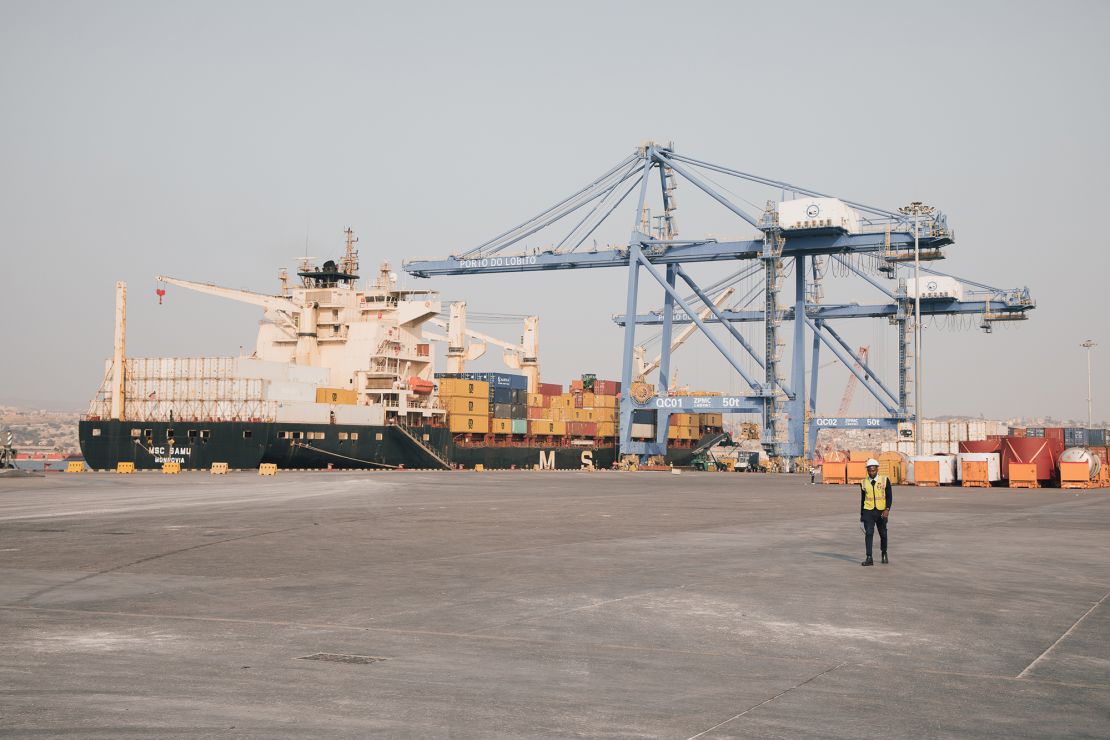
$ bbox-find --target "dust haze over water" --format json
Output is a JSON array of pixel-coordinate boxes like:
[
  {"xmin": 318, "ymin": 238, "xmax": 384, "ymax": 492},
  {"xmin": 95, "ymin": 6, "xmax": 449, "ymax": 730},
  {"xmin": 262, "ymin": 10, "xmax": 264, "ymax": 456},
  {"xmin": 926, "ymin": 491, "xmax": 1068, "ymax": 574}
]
[{"xmin": 1, "ymin": 0, "xmax": 1107, "ymax": 423}]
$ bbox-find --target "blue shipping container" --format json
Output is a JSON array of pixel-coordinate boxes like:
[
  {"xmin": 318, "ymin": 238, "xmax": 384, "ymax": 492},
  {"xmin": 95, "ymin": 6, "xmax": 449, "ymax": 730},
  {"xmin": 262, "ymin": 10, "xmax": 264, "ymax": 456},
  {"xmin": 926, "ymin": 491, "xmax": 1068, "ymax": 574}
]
[{"xmin": 492, "ymin": 387, "xmax": 514, "ymax": 404}]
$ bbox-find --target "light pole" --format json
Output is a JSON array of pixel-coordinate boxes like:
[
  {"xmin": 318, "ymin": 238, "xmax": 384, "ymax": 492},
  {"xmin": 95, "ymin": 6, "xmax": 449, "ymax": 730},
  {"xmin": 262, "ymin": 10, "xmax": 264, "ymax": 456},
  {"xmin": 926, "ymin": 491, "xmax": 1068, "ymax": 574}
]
[
  {"xmin": 1081, "ymin": 340, "xmax": 1096, "ymax": 430},
  {"xmin": 899, "ymin": 201, "xmax": 934, "ymax": 457}
]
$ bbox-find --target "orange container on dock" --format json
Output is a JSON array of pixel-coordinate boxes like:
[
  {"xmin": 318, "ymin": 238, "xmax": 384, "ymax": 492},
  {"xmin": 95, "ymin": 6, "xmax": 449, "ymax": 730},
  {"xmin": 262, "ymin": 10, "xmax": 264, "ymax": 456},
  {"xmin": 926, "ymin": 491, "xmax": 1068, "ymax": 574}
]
[{"xmin": 822, "ymin": 461, "xmax": 847, "ymax": 484}]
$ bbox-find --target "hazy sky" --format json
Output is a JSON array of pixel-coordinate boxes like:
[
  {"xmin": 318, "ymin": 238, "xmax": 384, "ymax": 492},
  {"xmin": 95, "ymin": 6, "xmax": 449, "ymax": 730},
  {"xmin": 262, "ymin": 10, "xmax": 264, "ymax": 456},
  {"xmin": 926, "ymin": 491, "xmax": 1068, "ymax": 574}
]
[{"xmin": 2, "ymin": 0, "xmax": 1108, "ymax": 422}]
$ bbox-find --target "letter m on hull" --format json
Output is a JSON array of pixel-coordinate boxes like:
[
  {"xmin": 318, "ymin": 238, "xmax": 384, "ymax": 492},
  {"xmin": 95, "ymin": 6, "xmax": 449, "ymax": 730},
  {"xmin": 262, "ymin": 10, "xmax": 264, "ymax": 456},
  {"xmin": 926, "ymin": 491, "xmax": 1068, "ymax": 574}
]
[{"xmin": 538, "ymin": 450, "xmax": 555, "ymax": 470}]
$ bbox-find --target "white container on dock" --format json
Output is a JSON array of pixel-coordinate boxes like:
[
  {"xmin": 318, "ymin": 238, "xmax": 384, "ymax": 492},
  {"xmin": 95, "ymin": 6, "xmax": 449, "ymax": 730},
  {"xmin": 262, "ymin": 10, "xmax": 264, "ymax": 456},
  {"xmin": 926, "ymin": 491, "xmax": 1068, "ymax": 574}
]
[
  {"xmin": 907, "ymin": 455, "xmax": 957, "ymax": 484},
  {"xmin": 956, "ymin": 453, "xmax": 1001, "ymax": 482}
]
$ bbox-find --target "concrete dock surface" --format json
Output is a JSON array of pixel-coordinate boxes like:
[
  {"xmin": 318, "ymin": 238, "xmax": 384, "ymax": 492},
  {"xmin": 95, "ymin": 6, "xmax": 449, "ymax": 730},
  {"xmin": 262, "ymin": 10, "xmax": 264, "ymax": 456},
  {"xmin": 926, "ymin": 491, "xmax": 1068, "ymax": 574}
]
[{"xmin": 1, "ymin": 471, "xmax": 1107, "ymax": 738}]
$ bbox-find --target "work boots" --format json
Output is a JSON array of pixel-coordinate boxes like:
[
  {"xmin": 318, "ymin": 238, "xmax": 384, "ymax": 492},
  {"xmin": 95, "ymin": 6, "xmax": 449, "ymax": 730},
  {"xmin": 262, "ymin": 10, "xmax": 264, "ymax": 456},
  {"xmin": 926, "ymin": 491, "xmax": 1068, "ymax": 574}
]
[
  {"xmin": 881, "ymin": 552, "xmax": 889, "ymax": 564},
  {"xmin": 861, "ymin": 556, "xmax": 874, "ymax": 566}
]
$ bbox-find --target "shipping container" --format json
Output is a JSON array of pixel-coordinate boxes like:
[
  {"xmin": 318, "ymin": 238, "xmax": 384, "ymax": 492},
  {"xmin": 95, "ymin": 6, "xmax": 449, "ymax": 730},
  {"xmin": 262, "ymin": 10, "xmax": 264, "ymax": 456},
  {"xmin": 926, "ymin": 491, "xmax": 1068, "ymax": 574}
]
[
  {"xmin": 444, "ymin": 397, "xmax": 489, "ymax": 415},
  {"xmin": 492, "ymin": 387, "xmax": 514, "ymax": 404},
  {"xmin": 1025, "ymin": 428, "xmax": 1045, "ymax": 438},
  {"xmin": 593, "ymin": 394, "xmax": 619, "ymax": 408},
  {"xmin": 448, "ymin": 414, "xmax": 489, "ymax": 434},
  {"xmin": 510, "ymin": 403, "xmax": 527, "ymax": 419},
  {"xmin": 438, "ymin": 379, "xmax": 489, "ymax": 398},
  {"xmin": 550, "ymin": 407, "xmax": 571, "ymax": 422},
  {"xmin": 594, "ymin": 379, "xmax": 621, "ymax": 395},
  {"xmin": 592, "ymin": 408, "xmax": 618, "ymax": 423},
  {"xmin": 528, "ymin": 420, "xmax": 566, "ymax": 436},
  {"xmin": 490, "ymin": 418, "xmax": 512, "ymax": 435},
  {"xmin": 572, "ymin": 408, "xmax": 595, "ymax": 422},
  {"xmin": 435, "ymin": 372, "xmax": 527, "ymax": 390},
  {"xmin": 957, "ymin": 453, "xmax": 1001, "ymax": 482},
  {"xmin": 526, "ymin": 406, "xmax": 549, "ymax": 420},
  {"xmin": 630, "ymin": 423, "xmax": 655, "ymax": 439},
  {"xmin": 315, "ymin": 387, "xmax": 357, "ymax": 405},
  {"xmin": 700, "ymin": 413, "xmax": 723, "ymax": 427},
  {"xmin": 511, "ymin": 418, "xmax": 528, "ymax": 435},
  {"xmin": 1087, "ymin": 429, "xmax": 1108, "ymax": 446},
  {"xmin": 538, "ymin": 382, "xmax": 562, "ymax": 396},
  {"xmin": 1064, "ymin": 428, "xmax": 1088, "ymax": 447},
  {"xmin": 566, "ymin": 421, "xmax": 597, "ymax": 436},
  {"xmin": 492, "ymin": 403, "xmax": 513, "ymax": 419},
  {"xmin": 1008, "ymin": 427, "xmax": 1026, "ymax": 437},
  {"xmin": 553, "ymin": 395, "xmax": 576, "ymax": 409},
  {"xmin": 595, "ymin": 422, "xmax": 618, "ymax": 437}
]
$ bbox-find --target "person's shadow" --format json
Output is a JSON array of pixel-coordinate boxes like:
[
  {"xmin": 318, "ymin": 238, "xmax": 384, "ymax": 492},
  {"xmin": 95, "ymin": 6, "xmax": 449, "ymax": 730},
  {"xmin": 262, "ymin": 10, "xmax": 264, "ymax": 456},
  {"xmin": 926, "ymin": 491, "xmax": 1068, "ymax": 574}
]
[{"xmin": 810, "ymin": 551, "xmax": 858, "ymax": 562}]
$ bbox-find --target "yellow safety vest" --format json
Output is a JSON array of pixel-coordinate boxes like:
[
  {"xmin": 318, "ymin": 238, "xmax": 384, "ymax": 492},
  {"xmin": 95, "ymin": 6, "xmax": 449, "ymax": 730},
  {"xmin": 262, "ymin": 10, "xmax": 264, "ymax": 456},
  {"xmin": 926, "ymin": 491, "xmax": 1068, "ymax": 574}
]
[{"xmin": 861, "ymin": 475, "xmax": 889, "ymax": 511}]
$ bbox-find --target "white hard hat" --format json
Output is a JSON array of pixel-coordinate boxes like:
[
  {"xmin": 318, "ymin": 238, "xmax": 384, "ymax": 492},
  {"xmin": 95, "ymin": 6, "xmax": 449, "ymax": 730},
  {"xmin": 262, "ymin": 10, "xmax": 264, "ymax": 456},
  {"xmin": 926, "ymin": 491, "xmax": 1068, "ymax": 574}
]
[{"xmin": 866, "ymin": 458, "xmax": 880, "ymax": 467}]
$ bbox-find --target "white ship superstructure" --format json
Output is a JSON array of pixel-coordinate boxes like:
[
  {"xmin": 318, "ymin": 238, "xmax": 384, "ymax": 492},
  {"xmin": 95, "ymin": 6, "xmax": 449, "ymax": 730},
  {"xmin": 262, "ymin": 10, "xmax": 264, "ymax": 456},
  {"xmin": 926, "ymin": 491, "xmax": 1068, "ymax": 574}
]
[{"xmin": 88, "ymin": 230, "xmax": 445, "ymax": 426}]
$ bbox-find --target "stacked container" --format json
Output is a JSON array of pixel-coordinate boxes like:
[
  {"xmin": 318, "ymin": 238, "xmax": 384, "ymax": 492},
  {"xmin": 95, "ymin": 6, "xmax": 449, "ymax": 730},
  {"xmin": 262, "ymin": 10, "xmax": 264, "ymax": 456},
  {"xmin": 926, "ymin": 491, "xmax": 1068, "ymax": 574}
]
[{"xmin": 439, "ymin": 378, "xmax": 491, "ymax": 434}]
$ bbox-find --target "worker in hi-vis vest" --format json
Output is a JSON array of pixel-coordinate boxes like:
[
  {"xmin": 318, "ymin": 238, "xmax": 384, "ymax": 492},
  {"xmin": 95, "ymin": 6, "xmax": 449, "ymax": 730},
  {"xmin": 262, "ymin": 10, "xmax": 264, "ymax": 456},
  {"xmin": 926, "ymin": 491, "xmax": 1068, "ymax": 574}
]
[{"xmin": 859, "ymin": 458, "xmax": 892, "ymax": 566}]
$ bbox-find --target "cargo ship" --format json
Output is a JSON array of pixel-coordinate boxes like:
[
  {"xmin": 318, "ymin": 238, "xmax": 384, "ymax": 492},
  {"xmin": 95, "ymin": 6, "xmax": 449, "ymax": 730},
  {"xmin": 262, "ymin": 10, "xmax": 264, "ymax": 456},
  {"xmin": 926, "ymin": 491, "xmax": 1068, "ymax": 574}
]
[{"xmin": 79, "ymin": 231, "xmax": 721, "ymax": 471}]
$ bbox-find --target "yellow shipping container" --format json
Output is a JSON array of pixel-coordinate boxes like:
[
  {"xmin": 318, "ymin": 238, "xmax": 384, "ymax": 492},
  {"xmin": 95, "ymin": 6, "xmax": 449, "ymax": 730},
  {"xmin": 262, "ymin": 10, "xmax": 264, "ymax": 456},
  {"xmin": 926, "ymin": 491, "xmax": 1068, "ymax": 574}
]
[
  {"xmin": 527, "ymin": 393, "xmax": 545, "ymax": 407},
  {"xmin": 593, "ymin": 395, "xmax": 618, "ymax": 408},
  {"xmin": 592, "ymin": 408, "xmax": 618, "ymax": 422},
  {"xmin": 554, "ymin": 395, "xmax": 576, "ymax": 409},
  {"xmin": 581, "ymin": 392, "xmax": 596, "ymax": 407},
  {"xmin": 595, "ymin": 422, "xmax": 618, "ymax": 437},
  {"xmin": 550, "ymin": 407, "xmax": 571, "ymax": 422},
  {"xmin": 491, "ymin": 418, "xmax": 512, "ymax": 434},
  {"xmin": 849, "ymin": 450, "xmax": 879, "ymax": 462},
  {"xmin": 316, "ymin": 387, "xmax": 357, "ymax": 405},
  {"xmin": 439, "ymin": 379, "xmax": 490, "ymax": 398},
  {"xmin": 572, "ymin": 408, "xmax": 596, "ymax": 422},
  {"xmin": 444, "ymin": 397, "xmax": 490, "ymax": 415},
  {"xmin": 700, "ymin": 413, "xmax": 723, "ymax": 427},
  {"xmin": 529, "ymin": 420, "xmax": 566, "ymax": 436},
  {"xmin": 448, "ymin": 414, "xmax": 489, "ymax": 434}
]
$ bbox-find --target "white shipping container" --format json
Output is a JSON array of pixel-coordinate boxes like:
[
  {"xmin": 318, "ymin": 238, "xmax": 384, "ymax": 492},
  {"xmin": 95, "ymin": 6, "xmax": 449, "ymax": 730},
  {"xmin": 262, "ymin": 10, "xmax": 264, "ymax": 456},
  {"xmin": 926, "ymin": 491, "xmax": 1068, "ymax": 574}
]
[
  {"xmin": 949, "ymin": 423, "xmax": 968, "ymax": 442},
  {"xmin": 264, "ymin": 380, "xmax": 317, "ymax": 403},
  {"xmin": 630, "ymin": 423, "xmax": 655, "ymax": 439},
  {"xmin": 274, "ymin": 402, "xmax": 332, "ymax": 424},
  {"xmin": 957, "ymin": 453, "xmax": 1002, "ymax": 482},
  {"xmin": 332, "ymin": 404, "xmax": 386, "ymax": 426},
  {"xmin": 907, "ymin": 455, "xmax": 957, "ymax": 484},
  {"xmin": 967, "ymin": 421, "xmax": 987, "ymax": 441},
  {"xmin": 777, "ymin": 197, "xmax": 860, "ymax": 234}
]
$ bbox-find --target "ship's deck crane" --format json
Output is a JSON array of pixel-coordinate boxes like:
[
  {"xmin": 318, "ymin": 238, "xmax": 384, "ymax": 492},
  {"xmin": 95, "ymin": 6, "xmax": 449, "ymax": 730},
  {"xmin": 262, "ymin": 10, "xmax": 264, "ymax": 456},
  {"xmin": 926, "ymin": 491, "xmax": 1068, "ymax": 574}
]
[
  {"xmin": 424, "ymin": 301, "xmax": 542, "ymax": 392},
  {"xmin": 403, "ymin": 142, "xmax": 1036, "ymax": 467}
]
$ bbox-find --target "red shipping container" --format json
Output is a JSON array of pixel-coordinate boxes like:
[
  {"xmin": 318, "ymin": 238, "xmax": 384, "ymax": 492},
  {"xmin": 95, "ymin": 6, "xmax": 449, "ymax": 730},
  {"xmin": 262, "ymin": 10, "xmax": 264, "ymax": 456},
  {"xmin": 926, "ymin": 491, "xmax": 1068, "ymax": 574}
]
[
  {"xmin": 570, "ymin": 379, "xmax": 584, "ymax": 390},
  {"xmin": 527, "ymin": 407, "xmax": 549, "ymax": 420},
  {"xmin": 1001, "ymin": 436, "xmax": 1063, "ymax": 481},
  {"xmin": 1044, "ymin": 427, "xmax": 1065, "ymax": 442},
  {"xmin": 594, "ymin": 379, "xmax": 621, "ymax": 395},
  {"xmin": 538, "ymin": 383, "xmax": 562, "ymax": 396},
  {"xmin": 566, "ymin": 421, "xmax": 597, "ymax": 436},
  {"xmin": 960, "ymin": 440, "xmax": 1001, "ymax": 454}
]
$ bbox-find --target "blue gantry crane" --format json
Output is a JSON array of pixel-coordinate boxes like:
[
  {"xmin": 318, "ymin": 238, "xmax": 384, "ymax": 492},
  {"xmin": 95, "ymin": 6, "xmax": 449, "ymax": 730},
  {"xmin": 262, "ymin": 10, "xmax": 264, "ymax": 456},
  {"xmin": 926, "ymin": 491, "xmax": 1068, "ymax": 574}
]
[{"xmin": 404, "ymin": 142, "xmax": 1035, "ymax": 468}]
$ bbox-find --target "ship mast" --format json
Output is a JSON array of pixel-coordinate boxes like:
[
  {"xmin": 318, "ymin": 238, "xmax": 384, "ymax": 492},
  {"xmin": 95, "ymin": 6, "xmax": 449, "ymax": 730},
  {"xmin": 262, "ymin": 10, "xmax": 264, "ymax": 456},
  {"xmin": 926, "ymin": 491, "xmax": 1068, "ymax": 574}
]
[{"xmin": 340, "ymin": 227, "xmax": 359, "ymax": 282}]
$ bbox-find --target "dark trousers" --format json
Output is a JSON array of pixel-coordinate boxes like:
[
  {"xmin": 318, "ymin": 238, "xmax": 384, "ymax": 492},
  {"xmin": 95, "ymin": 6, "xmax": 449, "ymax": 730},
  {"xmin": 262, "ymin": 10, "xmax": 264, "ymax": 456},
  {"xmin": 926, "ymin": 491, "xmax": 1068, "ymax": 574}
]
[{"xmin": 862, "ymin": 509, "xmax": 888, "ymax": 557}]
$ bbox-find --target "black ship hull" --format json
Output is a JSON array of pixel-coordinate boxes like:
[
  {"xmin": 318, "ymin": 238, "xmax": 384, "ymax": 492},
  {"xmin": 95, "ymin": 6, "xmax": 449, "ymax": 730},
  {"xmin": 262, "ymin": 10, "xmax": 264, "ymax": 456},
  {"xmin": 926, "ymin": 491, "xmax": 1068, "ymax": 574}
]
[{"xmin": 79, "ymin": 420, "xmax": 702, "ymax": 472}]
